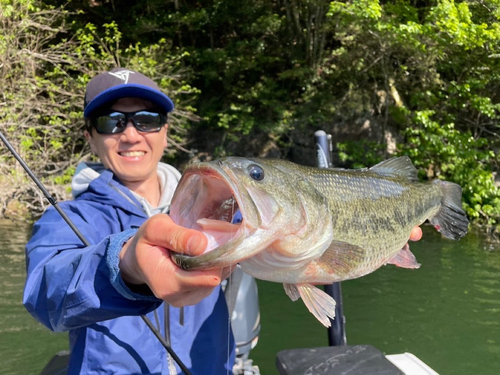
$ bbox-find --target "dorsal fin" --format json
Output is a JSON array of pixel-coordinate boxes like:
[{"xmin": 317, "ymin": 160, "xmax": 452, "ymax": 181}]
[{"xmin": 369, "ymin": 156, "xmax": 419, "ymax": 182}]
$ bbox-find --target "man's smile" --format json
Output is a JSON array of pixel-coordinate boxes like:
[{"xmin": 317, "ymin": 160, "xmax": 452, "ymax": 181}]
[{"xmin": 118, "ymin": 151, "xmax": 146, "ymax": 158}]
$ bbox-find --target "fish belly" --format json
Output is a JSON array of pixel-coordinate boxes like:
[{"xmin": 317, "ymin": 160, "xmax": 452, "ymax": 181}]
[{"xmin": 241, "ymin": 176, "xmax": 441, "ymax": 284}]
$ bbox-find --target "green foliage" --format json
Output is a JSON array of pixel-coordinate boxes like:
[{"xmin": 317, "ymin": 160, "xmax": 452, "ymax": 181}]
[
  {"xmin": 53, "ymin": 166, "xmax": 75, "ymax": 186},
  {"xmin": 320, "ymin": 0, "xmax": 500, "ymax": 226},
  {"xmin": 51, "ymin": 0, "xmax": 319, "ymax": 154},
  {"xmin": 336, "ymin": 140, "xmax": 385, "ymax": 169},
  {"xmin": 400, "ymin": 110, "xmax": 500, "ymax": 224},
  {"xmin": 0, "ymin": 0, "xmax": 198, "ymax": 217},
  {"xmin": 3, "ymin": 0, "xmax": 500, "ymax": 227}
]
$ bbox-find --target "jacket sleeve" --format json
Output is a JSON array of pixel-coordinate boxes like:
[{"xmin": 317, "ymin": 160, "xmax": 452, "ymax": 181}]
[{"xmin": 23, "ymin": 203, "xmax": 162, "ymax": 332}]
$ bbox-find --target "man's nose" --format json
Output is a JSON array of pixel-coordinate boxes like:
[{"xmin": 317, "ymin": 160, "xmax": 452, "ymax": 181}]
[{"xmin": 120, "ymin": 121, "xmax": 141, "ymax": 141}]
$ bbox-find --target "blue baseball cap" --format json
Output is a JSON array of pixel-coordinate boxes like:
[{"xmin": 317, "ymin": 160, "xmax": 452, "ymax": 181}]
[{"xmin": 83, "ymin": 68, "xmax": 174, "ymax": 117}]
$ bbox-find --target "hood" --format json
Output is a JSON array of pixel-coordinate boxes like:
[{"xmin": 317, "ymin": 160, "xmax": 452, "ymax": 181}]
[
  {"xmin": 72, "ymin": 162, "xmax": 107, "ymax": 199},
  {"xmin": 72, "ymin": 161, "xmax": 181, "ymax": 217}
]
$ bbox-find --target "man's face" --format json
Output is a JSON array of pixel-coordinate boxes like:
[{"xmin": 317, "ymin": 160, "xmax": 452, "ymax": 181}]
[{"xmin": 84, "ymin": 97, "xmax": 168, "ymax": 185}]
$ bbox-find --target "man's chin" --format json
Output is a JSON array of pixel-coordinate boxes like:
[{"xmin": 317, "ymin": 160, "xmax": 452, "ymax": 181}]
[{"xmin": 115, "ymin": 169, "xmax": 155, "ymax": 184}]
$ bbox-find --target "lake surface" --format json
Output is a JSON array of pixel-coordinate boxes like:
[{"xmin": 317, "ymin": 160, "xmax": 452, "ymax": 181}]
[
  {"xmin": 1, "ymin": 219, "xmax": 500, "ymax": 374},
  {"xmin": 0, "ymin": 220, "xmax": 68, "ymax": 375}
]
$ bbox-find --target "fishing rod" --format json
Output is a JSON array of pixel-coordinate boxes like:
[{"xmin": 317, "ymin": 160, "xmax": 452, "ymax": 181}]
[
  {"xmin": 314, "ymin": 130, "xmax": 347, "ymax": 346},
  {"xmin": 0, "ymin": 132, "xmax": 89, "ymax": 246},
  {"xmin": 0, "ymin": 130, "xmax": 192, "ymax": 375}
]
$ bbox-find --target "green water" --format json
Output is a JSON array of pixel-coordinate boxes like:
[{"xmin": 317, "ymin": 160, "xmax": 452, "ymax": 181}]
[
  {"xmin": 252, "ymin": 227, "xmax": 500, "ymax": 374},
  {"xmin": 1, "ymin": 219, "xmax": 500, "ymax": 374},
  {"xmin": 0, "ymin": 220, "xmax": 68, "ymax": 375}
]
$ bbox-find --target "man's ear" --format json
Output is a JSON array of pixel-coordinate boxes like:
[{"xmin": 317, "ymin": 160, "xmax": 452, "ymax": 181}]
[{"xmin": 84, "ymin": 129, "xmax": 97, "ymax": 154}]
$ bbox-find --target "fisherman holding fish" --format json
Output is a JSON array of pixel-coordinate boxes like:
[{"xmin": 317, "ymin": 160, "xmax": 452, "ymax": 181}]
[{"xmin": 23, "ymin": 68, "xmax": 425, "ymax": 374}]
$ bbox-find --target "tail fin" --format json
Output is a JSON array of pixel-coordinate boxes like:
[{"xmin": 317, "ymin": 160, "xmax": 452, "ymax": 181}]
[{"xmin": 429, "ymin": 180, "xmax": 469, "ymax": 240}]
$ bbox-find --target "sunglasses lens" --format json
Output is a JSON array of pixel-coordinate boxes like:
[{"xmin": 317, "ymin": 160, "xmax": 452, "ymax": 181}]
[
  {"xmin": 133, "ymin": 111, "xmax": 163, "ymax": 132},
  {"xmin": 91, "ymin": 111, "xmax": 165, "ymax": 134},
  {"xmin": 94, "ymin": 112, "xmax": 127, "ymax": 134}
]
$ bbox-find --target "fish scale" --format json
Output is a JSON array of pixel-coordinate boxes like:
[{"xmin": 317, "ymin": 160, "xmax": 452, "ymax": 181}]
[{"xmin": 170, "ymin": 156, "xmax": 468, "ymax": 326}]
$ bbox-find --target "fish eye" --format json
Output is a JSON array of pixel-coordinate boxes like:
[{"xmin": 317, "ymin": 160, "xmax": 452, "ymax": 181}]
[{"xmin": 248, "ymin": 164, "xmax": 264, "ymax": 181}]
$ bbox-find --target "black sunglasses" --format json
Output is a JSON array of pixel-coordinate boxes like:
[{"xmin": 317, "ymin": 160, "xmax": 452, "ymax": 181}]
[{"xmin": 87, "ymin": 110, "xmax": 167, "ymax": 134}]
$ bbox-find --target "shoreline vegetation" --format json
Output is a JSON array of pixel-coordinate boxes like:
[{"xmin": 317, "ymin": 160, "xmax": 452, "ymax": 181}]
[{"xmin": 1, "ymin": 0, "xmax": 499, "ymax": 233}]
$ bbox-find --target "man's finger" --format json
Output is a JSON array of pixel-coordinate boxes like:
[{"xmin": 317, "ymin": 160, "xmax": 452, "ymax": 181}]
[
  {"xmin": 149, "ymin": 266, "xmax": 222, "ymax": 300},
  {"xmin": 409, "ymin": 226, "xmax": 422, "ymax": 241},
  {"xmin": 142, "ymin": 214, "xmax": 207, "ymax": 255},
  {"xmin": 172, "ymin": 266, "xmax": 223, "ymax": 289}
]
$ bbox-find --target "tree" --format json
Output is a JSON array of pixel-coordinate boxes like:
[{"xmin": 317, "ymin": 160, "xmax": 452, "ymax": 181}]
[
  {"xmin": 0, "ymin": 0, "xmax": 198, "ymax": 219},
  {"xmin": 323, "ymin": 0, "xmax": 500, "ymax": 225}
]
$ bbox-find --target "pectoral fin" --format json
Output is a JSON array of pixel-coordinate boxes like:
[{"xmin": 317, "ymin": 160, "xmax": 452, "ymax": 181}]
[
  {"xmin": 283, "ymin": 283, "xmax": 336, "ymax": 327},
  {"xmin": 386, "ymin": 244, "xmax": 421, "ymax": 269},
  {"xmin": 316, "ymin": 240, "xmax": 367, "ymax": 277}
]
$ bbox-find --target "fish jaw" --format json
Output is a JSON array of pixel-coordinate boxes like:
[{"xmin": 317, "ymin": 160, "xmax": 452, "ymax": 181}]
[
  {"xmin": 169, "ymin": 157, "xmax": 331, "ymax": 271},
  {"xmin": 172, "ymin": 226, "xmax": 278, "ymax": 270},
  {"xmin": 169, "ymin": 160, "xmax": 284, "ymax": 269}
]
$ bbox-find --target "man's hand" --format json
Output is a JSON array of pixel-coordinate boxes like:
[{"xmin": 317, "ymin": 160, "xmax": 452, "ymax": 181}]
[{"xmin": 119, "ymin": 214, "xmax": 223, "ymax": 307}]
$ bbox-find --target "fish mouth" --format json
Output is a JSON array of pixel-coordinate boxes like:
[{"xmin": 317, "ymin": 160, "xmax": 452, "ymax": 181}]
[{"xmin": 169, "ymin": 162, "xmax": 252, "ymax": 262}]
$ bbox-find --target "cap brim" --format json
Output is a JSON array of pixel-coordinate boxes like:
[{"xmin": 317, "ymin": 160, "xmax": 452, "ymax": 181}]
[{"xmin": 84, "ymin": 84, "xmax": 174, "ymax": 117}]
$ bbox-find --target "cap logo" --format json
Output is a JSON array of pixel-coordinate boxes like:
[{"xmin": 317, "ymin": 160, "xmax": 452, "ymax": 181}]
[{"xmin": 109, "ymin": 70, "xmax": 135, "ymax": 84}]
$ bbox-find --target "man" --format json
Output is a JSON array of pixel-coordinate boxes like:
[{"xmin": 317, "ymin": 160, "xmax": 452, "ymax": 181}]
[
  {"xmin": 23, "ymin": 68, "xmax": 422, "ymax": 374},
  {"xmin": 23, "ymin": 68, "xmax": 235, "ymax": 374}
]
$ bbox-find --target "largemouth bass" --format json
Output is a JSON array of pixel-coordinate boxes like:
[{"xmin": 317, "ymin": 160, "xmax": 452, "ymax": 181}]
[{"xmin": 169, "ymin": 156, "xmax": 468, "ymax": 326}]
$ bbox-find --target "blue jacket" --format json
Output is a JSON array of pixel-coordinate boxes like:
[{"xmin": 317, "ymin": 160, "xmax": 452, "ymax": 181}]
[{"xmin": 23, "ymin": 169, "xmax": 235, "ymax": 374}]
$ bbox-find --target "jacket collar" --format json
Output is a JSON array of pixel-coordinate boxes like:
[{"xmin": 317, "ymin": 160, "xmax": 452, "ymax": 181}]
[{"xmin": 71, "ymin": 162, "xmax": 181, "ymax": 217}]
